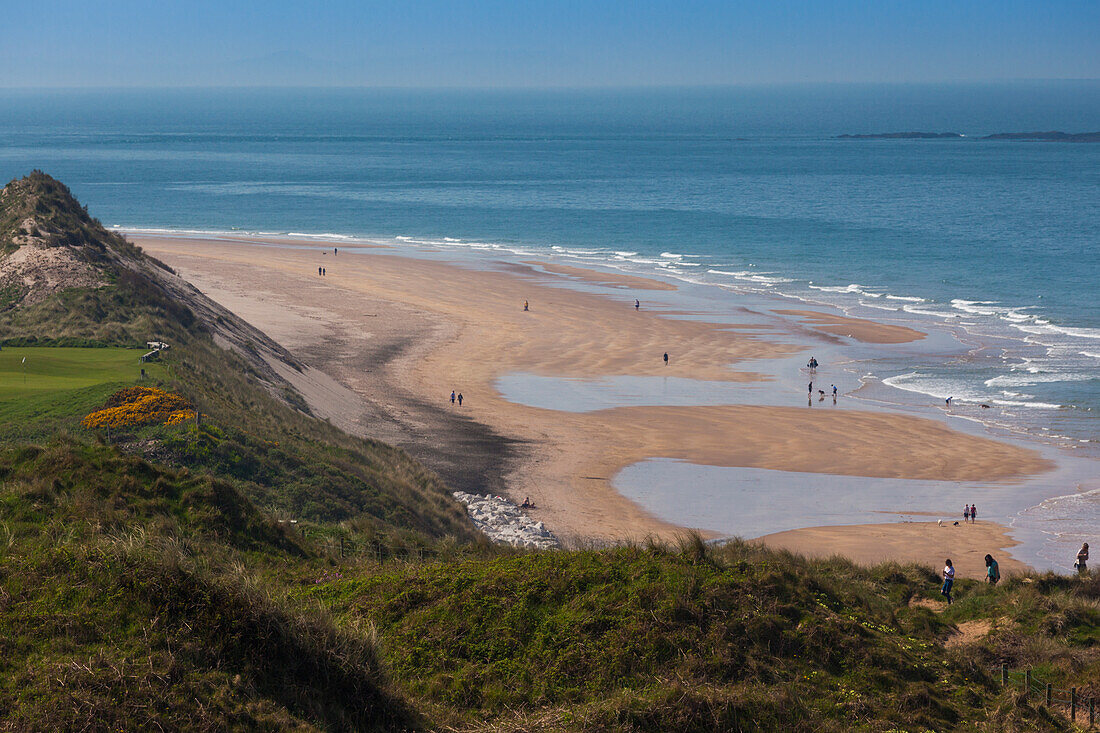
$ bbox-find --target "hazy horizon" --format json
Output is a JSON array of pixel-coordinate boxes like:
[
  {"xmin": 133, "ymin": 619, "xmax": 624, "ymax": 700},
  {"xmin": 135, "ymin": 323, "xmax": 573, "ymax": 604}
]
[{"xmin": 4, "ymin": 1, "xmax": 1098, "ymax": 88}]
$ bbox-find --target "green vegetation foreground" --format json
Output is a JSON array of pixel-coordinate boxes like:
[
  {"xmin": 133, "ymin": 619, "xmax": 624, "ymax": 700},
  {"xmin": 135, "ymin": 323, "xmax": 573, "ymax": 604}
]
[{"xmin": 0, "ymin": 173, "xmax": 1096, "ymax": 731}]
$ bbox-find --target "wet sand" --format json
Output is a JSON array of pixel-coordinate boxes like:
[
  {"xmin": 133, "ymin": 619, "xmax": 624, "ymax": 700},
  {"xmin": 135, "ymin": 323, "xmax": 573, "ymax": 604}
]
[
  {"xmin": 775, "ymin": 309, "xmax": 927, "ymax": 344},
  {"xmin": 133, "ymin": 234, "xmax": 1051, "ymax": 565}
]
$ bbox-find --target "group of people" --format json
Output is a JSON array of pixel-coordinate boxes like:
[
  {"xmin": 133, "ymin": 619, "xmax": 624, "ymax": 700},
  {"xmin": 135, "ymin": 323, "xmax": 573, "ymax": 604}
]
[
  {"xmin": 941, "ymin": 542, "xmax": 1091, "ymax": 604},
  {"xmin": 807, "ymin": 380, "xmax": 839, "ymax": 404},
  {"xmin": 940, "ymin": 555, "xmax": 1001, "ymax": 604},
  {"xmin": 962, "ymin": 504, "xmax": 978, "ymax": 523}
]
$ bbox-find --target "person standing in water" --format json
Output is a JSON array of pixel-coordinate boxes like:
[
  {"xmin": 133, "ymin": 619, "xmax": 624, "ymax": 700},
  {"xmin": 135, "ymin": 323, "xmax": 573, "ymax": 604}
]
[
  {"xmin": 663, "ymin": 352, "xmax": 669, "ymax": 366},
  {"xmin": 941, "ymin": 559, "xmax": 955, "ymax": 604},
  {"xmin": 808, "ymin": 381, "xmax": 813, "ymax": 395},
  {"xmin": 985, "ymin": 554, "xmax": 1000, "ymax": 585}
]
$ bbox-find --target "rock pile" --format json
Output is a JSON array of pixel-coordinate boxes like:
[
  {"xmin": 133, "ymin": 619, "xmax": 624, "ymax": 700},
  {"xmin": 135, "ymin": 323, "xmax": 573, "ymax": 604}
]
[{"xmin": 452, "ymin": 492, "xmax": 559, "ymax": 549}]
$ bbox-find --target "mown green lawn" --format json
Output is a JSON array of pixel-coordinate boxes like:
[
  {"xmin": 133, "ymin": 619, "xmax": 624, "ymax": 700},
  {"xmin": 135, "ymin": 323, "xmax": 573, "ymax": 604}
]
[{"xmin": 0, "ymin": 347, "xmax": 166, "ymax": 440}]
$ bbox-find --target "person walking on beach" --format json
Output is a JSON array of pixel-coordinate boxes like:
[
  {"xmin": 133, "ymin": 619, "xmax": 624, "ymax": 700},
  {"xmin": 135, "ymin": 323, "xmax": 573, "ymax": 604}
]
[
  {"xmin": 318, "ymin": 266, "xmax": 322, "ymax": 276},
  {"xmin": 322, "ymin": 267, "xmax": 326, "ymax": 276},
  {"xmin": 808, "ymin": 381, "xmax": 813, "ymax": 396},
  {"xmin": 832, "ymin": 384, "xmax": 838, "ymax": 398},
  {"xmin": 985, "ymin": 554, "xmax": 1000, "ymax": 585},
  {"xmin": 334, "ymin": 247, "xmax": 338, "ymax": 256},
  {"xmin": 664, "ymin": 352, "xmax": 669, "ymax": 366},
  {"xmin": 970, "ymin": 504, "xmax": 977, "ymax": 522},
  {"xmin": 1077, "ymin": 542, "xmax": 1090, "ymax": 574},
  {"xmin": 524, "ymin": 300, "xmax": 529, "ymax": 311},
  {"xmin": 635, "ymin": 299, "xmax": 640, "ymax": 310},
  {"xmin": 964, "ymin": 504, "xmax": 971, "ymax": 524},
  {"xmin": 451, "ymin": 390, "xmax": 456, "ymax": 406},
  {"xmin": 946, "ymin": 396, "xmax": 953, "ymax": 407},
  {"xmin": 941, "ymin": 559, "xmax": 955, "ymax": 604},
  {"xmin": 457, "ymin": 393, "xmax": 463, "ymax": 406}
]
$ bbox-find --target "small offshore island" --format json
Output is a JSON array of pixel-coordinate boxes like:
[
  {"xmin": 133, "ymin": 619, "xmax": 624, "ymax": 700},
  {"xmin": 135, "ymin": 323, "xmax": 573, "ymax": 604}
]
[{"xmin": 1, "ymin": 171, "xmax": 1097, "ymax": 731}]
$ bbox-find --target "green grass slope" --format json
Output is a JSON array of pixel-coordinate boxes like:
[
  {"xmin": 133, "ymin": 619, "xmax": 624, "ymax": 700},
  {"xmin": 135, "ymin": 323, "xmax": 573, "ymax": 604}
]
[
  {"xmin": 307, "ymin": 540, "xmax": 1098, "ymax": 731},
  {"xmin": 0, "ymin": 442, "xmax": 418, "ymax": 731}
]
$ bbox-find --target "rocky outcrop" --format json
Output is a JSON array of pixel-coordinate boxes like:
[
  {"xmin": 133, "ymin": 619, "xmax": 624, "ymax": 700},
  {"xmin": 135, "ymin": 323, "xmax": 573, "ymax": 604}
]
[{"xmin": 452, "ymin": 492, "xmax": 559, "ymax": 549}]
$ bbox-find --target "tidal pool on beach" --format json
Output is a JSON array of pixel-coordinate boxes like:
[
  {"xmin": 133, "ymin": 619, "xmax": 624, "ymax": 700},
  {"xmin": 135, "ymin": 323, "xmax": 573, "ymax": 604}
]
[
  {"xmin": 611, "ymin": 458, "xmax": 1095, "ymax": 572},
  {"xmin": 494, "ymin": 372, "xmax": 853, "ymax": 412}
]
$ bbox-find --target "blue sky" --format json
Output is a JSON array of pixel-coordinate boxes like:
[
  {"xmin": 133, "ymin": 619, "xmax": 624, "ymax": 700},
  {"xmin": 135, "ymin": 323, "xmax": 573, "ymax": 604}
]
[{"xmin": 3, "ymin": 1, "xmax": 1098, "ymax": 87}]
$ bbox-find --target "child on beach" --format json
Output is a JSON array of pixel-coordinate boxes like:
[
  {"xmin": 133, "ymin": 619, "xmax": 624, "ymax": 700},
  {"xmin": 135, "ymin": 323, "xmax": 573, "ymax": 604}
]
[
  {"xmin": 941, "ymin": 559, "xmax": 955, "ymax": 604},
  {"xmin": 985, "ymin": 554, "xmax": 1000, "ymax": 585}
]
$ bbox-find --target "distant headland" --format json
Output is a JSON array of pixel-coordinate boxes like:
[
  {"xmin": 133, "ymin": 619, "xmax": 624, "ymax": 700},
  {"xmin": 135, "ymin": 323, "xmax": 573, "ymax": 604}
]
[{"xmin": 837, "ymin": 130, "xmax": 1100, "ymax": 142}]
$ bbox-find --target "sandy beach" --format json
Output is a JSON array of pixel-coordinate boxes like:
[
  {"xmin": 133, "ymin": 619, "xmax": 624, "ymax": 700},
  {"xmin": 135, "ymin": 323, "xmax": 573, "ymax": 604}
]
[
  {"xmin": 134, "ymin": 234, "xmax": 1053, "ymax": 566},
  {"xmin": 759, "ymin": 520, "xmax": 1027, "ymax": 578}
]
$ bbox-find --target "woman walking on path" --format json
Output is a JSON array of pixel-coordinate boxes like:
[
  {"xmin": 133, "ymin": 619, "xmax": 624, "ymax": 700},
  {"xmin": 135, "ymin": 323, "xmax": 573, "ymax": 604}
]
[
  {"xmin": 1077, "ymin": 543, "xmax": 1089, "ymax": 574},
  {"xmin": 941, "ymin": 559, "xmax": 955, "ymax": 604},
  {"xmin": 985, "ymin": 554, "xmax": 1000, "ymax": 585}
]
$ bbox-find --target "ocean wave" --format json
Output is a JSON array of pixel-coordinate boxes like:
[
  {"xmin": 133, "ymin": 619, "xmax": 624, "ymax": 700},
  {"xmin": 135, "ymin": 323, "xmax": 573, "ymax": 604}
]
[
  {"xmin": 708, "ymin": 269, "xmax": 794, "ymax": 284},
  {"xmin": 1012, "ymin": 323, "xmax": 1100, "ymax": 340},
  {"xmin": 985, "ymin": 372, "xmax": 1096, "ymax": 388},
  {"xmin": 884, "ymin": 373, "xmax": 1063, "ymax": 409},
  {"xmin": 884, "ymin": 294, "xmax": 926, "ymax": 302}
]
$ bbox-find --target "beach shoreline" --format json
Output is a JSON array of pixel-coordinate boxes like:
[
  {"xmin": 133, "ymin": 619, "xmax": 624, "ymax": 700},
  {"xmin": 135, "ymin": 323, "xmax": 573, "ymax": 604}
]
[{"xmin": 133, "ymin": 233, "xmax": 1061, "ymax": 568}]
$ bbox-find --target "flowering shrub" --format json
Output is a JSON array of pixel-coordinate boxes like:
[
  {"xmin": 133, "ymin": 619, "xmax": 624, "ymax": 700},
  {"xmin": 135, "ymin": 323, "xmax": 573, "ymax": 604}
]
[{"xmin": 82, "ymin": 386, "xmax": 195, "ymax": 429}]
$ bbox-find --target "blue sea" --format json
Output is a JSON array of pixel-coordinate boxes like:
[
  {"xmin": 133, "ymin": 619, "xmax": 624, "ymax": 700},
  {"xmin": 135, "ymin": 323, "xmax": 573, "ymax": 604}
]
[{"xmin": 2, "ymin": 84, "xmax": 1097, "ymax": 567}]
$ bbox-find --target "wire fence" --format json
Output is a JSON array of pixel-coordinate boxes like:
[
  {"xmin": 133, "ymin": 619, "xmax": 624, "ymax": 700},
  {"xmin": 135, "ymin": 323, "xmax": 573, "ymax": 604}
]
[{"xmin": 1000, "ymin": 666, "xmax": 1096, "ymax": 728}]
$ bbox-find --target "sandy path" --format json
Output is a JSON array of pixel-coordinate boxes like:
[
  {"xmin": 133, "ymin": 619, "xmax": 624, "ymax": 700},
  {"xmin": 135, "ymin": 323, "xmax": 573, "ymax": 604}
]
[{"xmin": 135, "ymin": 235, "xmax": 1051, "ymax": 562}]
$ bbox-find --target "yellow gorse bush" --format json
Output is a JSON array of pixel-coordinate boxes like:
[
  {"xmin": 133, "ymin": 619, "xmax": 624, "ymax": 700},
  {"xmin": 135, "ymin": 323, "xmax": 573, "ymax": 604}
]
[{"xmin": 82, "ymin": 386, "xmax": 195, "ymax": 429}]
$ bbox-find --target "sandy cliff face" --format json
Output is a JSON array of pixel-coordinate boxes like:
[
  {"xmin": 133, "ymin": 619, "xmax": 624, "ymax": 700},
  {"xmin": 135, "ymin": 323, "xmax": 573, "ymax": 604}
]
[{"xmin": 0, "ymin": 171, "xmax": 313, "ymax": 412}]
